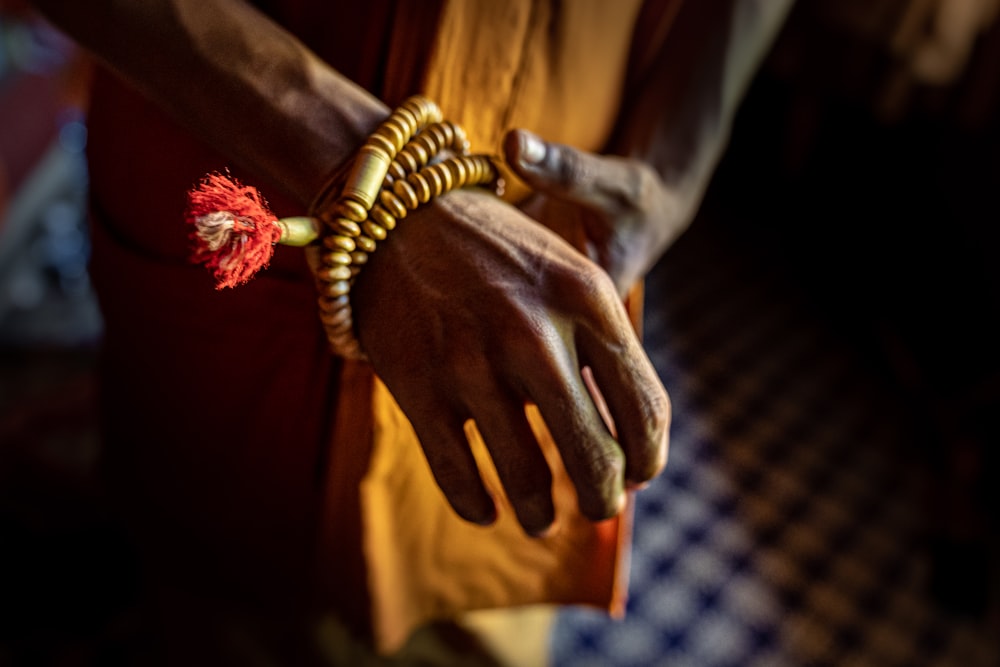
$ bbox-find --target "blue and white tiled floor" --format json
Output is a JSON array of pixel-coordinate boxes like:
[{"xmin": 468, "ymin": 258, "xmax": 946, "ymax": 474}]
[{"xmin": 550, "ymin": 215, "xmax": 1000, "ymax": 667}]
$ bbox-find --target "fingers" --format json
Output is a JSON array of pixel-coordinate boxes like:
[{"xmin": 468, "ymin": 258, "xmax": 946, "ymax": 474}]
[
  {"xmin": 393, "ymin": 390, "xmax": 498, "ymax": 526},
  {"xmin": 577, "ymin": 312, "xmax": 671, "ymax": 488},
  {"xmin": 469, "ymin": 387, "xmax": 556, "ymax": 536},
  {"xmin": 389, "ymin": 368, "xmax": 558, "ymax": 534},
  {"xmin": 502, "ymin": 128, "xmax": 639, "ymax": 214},
  {"xmin": 520, "ymin": 345, "xmax": 628, "ymax": 522}
]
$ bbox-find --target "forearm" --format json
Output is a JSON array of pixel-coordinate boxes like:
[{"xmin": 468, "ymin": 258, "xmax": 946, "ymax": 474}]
[
  {"xmin": 614, "ymin": 0, "xmax": 795, "ymax": 224},
  {"xmin": 30, "ymin": 0, "xmax": 388, "ymax": 206}
]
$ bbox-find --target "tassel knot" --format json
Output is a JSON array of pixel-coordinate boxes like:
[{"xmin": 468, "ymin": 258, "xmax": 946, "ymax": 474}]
[{"xmin": 185, "ymin": 172, "xmax": 282, "ymax": 289}]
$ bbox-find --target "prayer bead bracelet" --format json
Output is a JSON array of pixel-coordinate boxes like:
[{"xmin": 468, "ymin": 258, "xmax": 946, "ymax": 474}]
[
  {"xmin": 185, "ymin": 95, "xmax": 499, "ymax": 358},
  {"xmin": 309, "ymin": 95, "xmax": 500, "ymax": 359}
]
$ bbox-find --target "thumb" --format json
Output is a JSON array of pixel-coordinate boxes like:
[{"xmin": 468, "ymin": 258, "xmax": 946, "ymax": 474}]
[{"xmin": 503, "ymin": 128, "xmax": 637, "ymax": 214}]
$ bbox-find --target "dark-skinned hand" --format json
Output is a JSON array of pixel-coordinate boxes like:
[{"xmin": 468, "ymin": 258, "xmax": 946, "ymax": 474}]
[{"xmin": 344, "ymin": 186, "xmax": 670, "ymax": 536}]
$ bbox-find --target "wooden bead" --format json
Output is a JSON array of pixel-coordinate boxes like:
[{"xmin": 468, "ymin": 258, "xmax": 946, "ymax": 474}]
[
  {"xmin": 329, "ymin": 216, "xmax": 362, "ymax": 238},
  {"xmin": 323, "ymin": 250, "xmax": 352, "ymax": 266},
  {"xmin": 388, "ymin": 114, "xmax": 413, "ymax": 139},
  {"xmin": 429, "ymin": 164, "xmax": 453, "ymax": 193},
  {"xmin": 318, "ymin": 294, "xmax": 349, "ymax": 313},
  {"xmin": 375, "ymin": 120, "xmax": 406, "ymax": 153},
  {"xmin": 485, "ymin": 158, "xmax": 498, "ymax": 183},
  {"xmin": 405, "ymin": 140, "xmax": 428, "ymax": 166},
  {"xmin": 395, "ymin": 106, "xmax": 418, "ymax": 136},
  {"xmin": 322, "ymin": 308, "xmax": 352, "ymax": 331},
  {"xmin": 319, "ymin": 304, "xmax": 353, "ymax": 332},
  {"xmin": 468, "ymin": 156, "xmax": 485, "ymax": 183},
  {"xmin": 407, "ymin": 173, "xmax": 432, "ymax": 203},
  {"xmin": 446, "ymin": 157, "xmax": 468, "ymax": 187},
  {"xmin": 413, "ymin": 133, "xmax": 437, "ymax": 158},
  {"xmin": 400, "ymin": 102, "xmax": 424, "ymax": 126},
  {"xmin": 317, "ymin": 264, "xmax": 353, "ymax": 282},
  {"xmin": 335, "ymin": 199, "xmax": 368, "ymax": 223},
  {"xmin": 425, "ymin": 123, "xmax": 452, "ymax": 150},
  {"xmin": 446, "ymin": 121, "xmax": 469, "ymax": 153},
  {"xmin": 472, "ymin": 156, "xmax": 495, "ymax": 183},
  {"xmin": 324, "ymin": 313, "xmax": 354, "ymax": 335},
  {"xmin": 395, "ymin": 150, "xmax": 419, "ymax": 175},
  {"xmin": 367, "ymin": 132, "xmax": 396, "ymax": 156},
  {"xmin": 440, "ymin": 164, "xmax": 455, "ymax": 192},
  {"xmin": 320, "ymin": 310, "xmax": 351, "ymax": 333},
  {"xmin": 323, "ymin": 280, "xmax": 351, "ymax": 298},
  {"xmin": 427, "ymin": 127, "xmax": 447, "ymax": 153},
  {"xmin": 323, "ymin": 234, "xmax": 356, "ymax": 253},
  {"xmin": 388, "ymin": 161, "xmax": 408, "ymax": 181},
  {"xmin": 422, "ymin": 169, "xmax": 443, "ymax": 197},
  {"xmin": 379, "ymin": 189, "xmax": 407, "ymax": 219},
  {"xmin": 404, "ymin": 96, "xmax": 441, "ymax": 126},
  {"xmin": 362, "ymin": 220, "xmax": 387, "ymax": 241},
  {"xmin": 369, "ymin": 205, "xmax": 397, "ymax": 231},
  {"xmin": 393, "ymin": 179, "xmax": 419, "ymax": 209}
]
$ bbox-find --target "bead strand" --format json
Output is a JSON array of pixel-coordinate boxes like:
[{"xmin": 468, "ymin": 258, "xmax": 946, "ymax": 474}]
[
  {"xmin": 311, "ymin": 95, "xmax": 442, "ymax": 226},
  {"xmin": 317, "ymin": 153, "xmax": 499, "ymax": 358},
  {"xmin": 386, "ymin": 121, "xmax": 469, "ymax": 182},
  {"xmin": 312, "ymin": 95, "xmax": 499, "ymax": 360}
]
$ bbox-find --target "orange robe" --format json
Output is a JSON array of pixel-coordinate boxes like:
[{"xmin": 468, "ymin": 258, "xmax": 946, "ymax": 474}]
[{"xmin": 86, "ymin": 0, "xmax": 678, "ymax": 652}]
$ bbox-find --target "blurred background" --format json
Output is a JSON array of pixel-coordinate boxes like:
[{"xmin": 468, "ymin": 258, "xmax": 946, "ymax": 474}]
[{"xmin": 1, "ymin": 0, "xmax": 999, "ymax": 665}]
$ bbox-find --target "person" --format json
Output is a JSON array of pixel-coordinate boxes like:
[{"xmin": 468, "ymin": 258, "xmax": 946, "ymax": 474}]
[{"xmin": 25, "ymin": 0, "xmax": 794, "ymax": 663}]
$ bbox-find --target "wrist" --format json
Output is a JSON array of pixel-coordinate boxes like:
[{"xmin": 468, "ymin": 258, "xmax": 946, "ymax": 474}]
[{"xmin": 310, "ymin": 97, "xmax": 499, "ymax": 358}]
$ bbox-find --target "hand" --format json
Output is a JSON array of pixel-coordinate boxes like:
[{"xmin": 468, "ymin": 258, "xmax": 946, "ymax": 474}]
[
  {"xmin": 503, "ymin": 129, "xmax": 690, "ymax": 297},
  {"xmin": 348, "ymin": 188, "xmax": 670, "ymax": 535}
]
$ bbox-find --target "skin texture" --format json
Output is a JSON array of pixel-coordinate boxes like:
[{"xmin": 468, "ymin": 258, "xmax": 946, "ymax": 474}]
[
  {"xmin": 505, "ymin": 128, "xmax": 687, "ymax": 298},
  {"xmin": 28, "ymin": 0, "xmax": 794, "ymax": 534},
  {"xmin": 351, "ymin": 189, "xmax": 670, "ymax": 532}
]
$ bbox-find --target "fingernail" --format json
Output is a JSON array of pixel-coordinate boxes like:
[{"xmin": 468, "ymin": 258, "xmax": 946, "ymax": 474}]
[{"xmin": 519, "ymin": 131, "xmax": 546, "ymax": 165}]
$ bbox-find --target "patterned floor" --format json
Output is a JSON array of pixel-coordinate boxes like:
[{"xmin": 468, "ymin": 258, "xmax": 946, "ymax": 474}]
[{"xmin": 549, "ymin": 213, "xmax": 1000, "ymax": 666}]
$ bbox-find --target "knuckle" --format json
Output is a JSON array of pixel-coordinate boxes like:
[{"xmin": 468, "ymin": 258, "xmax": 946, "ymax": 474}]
[
  {"xmin": 628, "ymin": 162, "xmax": 661, "ymax": 211},
  {"xmin": 500, "ymin": 310, "xmax": 563, "ymax": 375},
  {"xmin": 550, "ymin": 144, "xmax": 587, "ymax": 189},
  {"xmin": 584, "ymin": 156, "xmax": 659, "ymax": 214},
  {"xmin": 644, "ymin": 386, "xmax": 672, "ymax": 439}
]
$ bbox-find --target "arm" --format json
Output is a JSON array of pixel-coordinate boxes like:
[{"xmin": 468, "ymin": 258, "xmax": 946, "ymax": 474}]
[
  {"xmin": 29, "ymin": 0, "xmax": 386, "ymax": 205},
  {"xmin": 28, "ymin": 0, "xmax": 671, "ymax": 534},
  {"xmin": 506, "ymin": 0, "xmax": 797, "ymax": 294}
]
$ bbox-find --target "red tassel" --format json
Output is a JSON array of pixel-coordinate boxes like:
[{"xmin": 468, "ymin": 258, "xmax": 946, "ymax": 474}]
[{"xmin": 185, "ymin": 172, "xmax": 283, "ymax": 289}]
